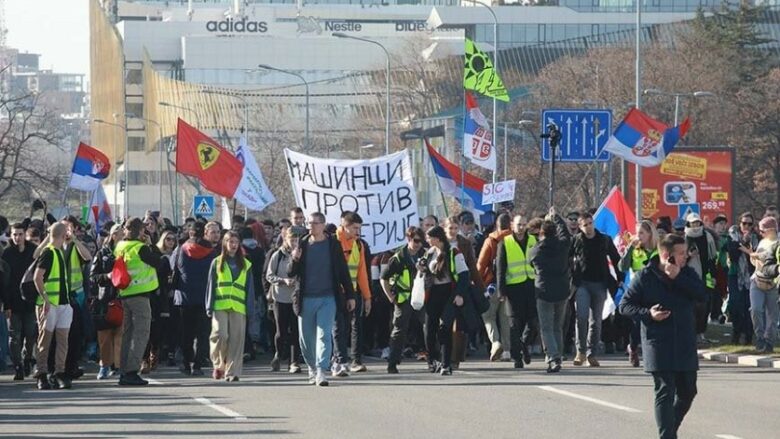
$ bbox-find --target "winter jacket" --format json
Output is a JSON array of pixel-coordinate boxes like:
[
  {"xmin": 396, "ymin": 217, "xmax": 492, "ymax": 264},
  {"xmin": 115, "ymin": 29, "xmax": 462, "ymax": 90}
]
[
  {"xmin": 528, "ymin": 215, "xmax": 572, "ymax": 302},
  {"xmin": 477, "ymin": 229, "xmax": 511, "ymax": 287},
  {"xmin": 174, "ymin": 239, "xmax": 218, "ymax": 308},
  {"xmin": 288, "ymin": 233, "xmax": 355, "ymax": 316},
  {"xmin": 570, "ymin": 229, "xmax": 623, "ymax": 293},
  {"xmin": 266, "ymin": 246, "xmax": 295, "ymax": 304},
  {"xmin": 336, "ymin": 227, "xmax": 371, "ymax": 301},
  {"xmin": 454, "ymin": 235, "xmax": 485, "ymax": 292},
  {"xmin": 619, "ymin": 258, "xmax": 707, "ymax": 373},
  {"xmin": 89, "ymin": 242, "xmax": 119, "ymax": 330},
  {"xmin": 1, "ymin": 243, "xmax": 36, "ymax": 312}
]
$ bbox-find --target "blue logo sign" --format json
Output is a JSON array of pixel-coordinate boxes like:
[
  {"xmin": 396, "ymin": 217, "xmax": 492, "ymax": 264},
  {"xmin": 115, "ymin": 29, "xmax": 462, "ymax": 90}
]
[
  {"xmin": 541, "ymin": 109, "xmax": 613, "ymax": 162},
  {"xmin": 193, "ymin": 195, "xmax": 215, "ymax": 218},
  {"xmin": 678, "ymin": 203, "xmax": 700, "ymax": 220}
]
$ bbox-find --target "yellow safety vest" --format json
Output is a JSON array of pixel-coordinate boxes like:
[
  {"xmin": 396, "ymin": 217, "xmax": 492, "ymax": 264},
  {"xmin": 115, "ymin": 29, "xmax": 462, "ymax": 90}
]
[
  {"xmin": 114, "ymin": 240, "xmax": 159, "ymax": 298},
  {"xmin": 504, "ymin": 234, "xmax": 537, "ymax": 285},
  {"xmin": 38, "ymin": 245, "xmax": 70, "ymax": 306},
  {"xmin": 214, "ymin": 257, "xmax": 253, "ymax": 315},
  {"xmin": 631, "ymin": 247, "xmax": 658, "ymax": 274},
  {"xmin": 346, "ymin": 240, "xmax": 361, "ymax": 291},
  {"xmin": 389, "ymin": 251, "xmax": 412, "ymax": 304},
  {"xmin": 66, "ymin": 244, "xmax": 84, "ymax": 292}
]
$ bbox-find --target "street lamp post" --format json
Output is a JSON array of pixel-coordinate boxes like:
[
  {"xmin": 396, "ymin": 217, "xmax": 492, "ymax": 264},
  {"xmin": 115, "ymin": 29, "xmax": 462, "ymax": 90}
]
[
  {"xmin": 643, "ymin": 89, "xmax": 716, "ymax": 126},
  {"xmin": 93, "ymin": 118, "xmax": 125, "ymax": 218},
  {"xmin": 256, "ymin": 64, "xmax": 310, "ymax": 150},
  {"xmin": 128, "ymin": 115, "xmax": 167, "ymax": 217},
  {"xmin": 332, "ymin": 33, "xmax": 391, "ymax": 155}
]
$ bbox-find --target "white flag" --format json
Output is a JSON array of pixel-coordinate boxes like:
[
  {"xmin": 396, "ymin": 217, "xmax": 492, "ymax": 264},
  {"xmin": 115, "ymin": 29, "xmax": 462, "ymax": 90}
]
[
  {"xmin": 221, "ymin": 197, "xmax": 232, "ymax": 230},
  {"xmin": 234, "ymin": 136, "xmax": 276, "ymax": 212},
  {"xmin": 463, "ymin": 92, "xmax": 496, "ymax": 172}
]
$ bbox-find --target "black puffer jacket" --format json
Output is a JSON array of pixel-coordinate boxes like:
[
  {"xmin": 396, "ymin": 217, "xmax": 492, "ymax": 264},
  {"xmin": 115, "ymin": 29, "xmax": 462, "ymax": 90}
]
[
  {"xmin": 529, "ymin": 215, "xmax": 572, "ymax": 302},
  {"xmin": 89, "ymin": 243, "xmax": 119, "ymax": 330}
]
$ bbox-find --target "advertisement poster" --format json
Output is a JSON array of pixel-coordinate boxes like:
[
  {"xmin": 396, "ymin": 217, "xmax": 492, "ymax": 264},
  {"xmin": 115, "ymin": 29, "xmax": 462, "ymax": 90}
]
[{"xmin": 627, "ymin": 148, "xmax": 735, "ymax": 224}]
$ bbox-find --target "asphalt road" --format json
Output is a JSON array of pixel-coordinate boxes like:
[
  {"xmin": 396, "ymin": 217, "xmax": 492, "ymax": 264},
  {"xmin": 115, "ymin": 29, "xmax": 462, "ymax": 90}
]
[{"xmin": 0, "ymin": 355, "xmax": 777, "ymax": 439}]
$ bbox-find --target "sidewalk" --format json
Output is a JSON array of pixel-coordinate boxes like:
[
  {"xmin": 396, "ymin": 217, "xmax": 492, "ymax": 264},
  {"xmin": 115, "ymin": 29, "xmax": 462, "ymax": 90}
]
[{"xmin": 698, "ymin": 349, "xmax": 780, "ymax": 369}]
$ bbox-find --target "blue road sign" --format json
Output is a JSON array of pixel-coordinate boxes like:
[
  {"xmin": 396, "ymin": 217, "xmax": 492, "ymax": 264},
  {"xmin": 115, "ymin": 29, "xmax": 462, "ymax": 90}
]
[
  {"xmin": 193, "ymin": 195, "xmax": 215, "ymax": 218},
  {"xmin": 678, "ymin": 203, "xmax": 701, "ymax": 220},
  {"xmin": 541, "ymin": 109, "xmax": 613, "ymax": 162}
]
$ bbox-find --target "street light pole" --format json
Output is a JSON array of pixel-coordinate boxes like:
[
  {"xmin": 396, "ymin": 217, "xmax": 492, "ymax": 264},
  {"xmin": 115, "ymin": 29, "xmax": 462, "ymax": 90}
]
[
  {"xmin": 635, "ymin": 0, "xmax": 643, "ymax": 221},
  {"xmin": 332, "ymin": 33, "xmax": 391, "ymax": 155},
  {"xmin": 256, "ymin": 64, "xmax": 310, "ymax": 150},
  {"xmin": 129, "ymin": 115, "xmax": 166, "ymax": 216},
  {"xmin": 643, "ymin": 89, "xmax": 716, "ymax": 127}
]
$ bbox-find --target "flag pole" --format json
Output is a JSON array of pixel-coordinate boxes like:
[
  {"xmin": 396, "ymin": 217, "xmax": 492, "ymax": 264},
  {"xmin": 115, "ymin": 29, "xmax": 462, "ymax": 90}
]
[
  {"xmin": 461, "ymin": 89, "xmax": 467, "ymax": 210},
  {"xmin": 425, "ymin": 137, "xmax": 451, "ymax": 218}
]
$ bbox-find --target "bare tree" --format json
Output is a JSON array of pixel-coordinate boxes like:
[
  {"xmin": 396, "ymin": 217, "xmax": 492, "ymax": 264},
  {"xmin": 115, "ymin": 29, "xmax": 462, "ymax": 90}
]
[{"xmin": 0, "ymin": 69, "xmax": 66, "ymax": 212}]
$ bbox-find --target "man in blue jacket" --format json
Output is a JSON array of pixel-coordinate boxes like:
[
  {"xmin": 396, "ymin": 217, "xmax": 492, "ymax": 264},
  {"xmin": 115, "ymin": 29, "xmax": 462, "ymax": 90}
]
[{"xmin": 619, "ymin": 233, "xmax": 707, "ymax": 439}]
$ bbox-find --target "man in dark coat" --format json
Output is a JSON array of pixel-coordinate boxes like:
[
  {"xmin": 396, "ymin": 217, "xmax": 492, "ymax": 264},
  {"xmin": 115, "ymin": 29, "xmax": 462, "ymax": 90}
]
[
  {"xmin": 619, "ymin": 233, "xmax": 707, "ymax": 439},
  {"xmin": 528, "ymin": 211, "xmax": 571, "ymax": 373}
]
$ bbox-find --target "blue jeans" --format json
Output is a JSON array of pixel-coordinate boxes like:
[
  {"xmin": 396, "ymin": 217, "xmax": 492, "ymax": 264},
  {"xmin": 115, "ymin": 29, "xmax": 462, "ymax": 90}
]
[
  {"xmin": 574, "ymin": 281, "xmax": 607, "ymax": 356},
  {"xmin": 298, "ymin": 295, "xmax": 337, "ymax": 372},
  {"xmin": 749, "ymin": 281, "xmax": 779, "ymax": 348},
  {"xmin": 728, "ymin": 275, "xmax": 753, "ymax": 342},
  {"xmin": 0, "ymin": 315, "xmax": 9, "ymax": 371}
]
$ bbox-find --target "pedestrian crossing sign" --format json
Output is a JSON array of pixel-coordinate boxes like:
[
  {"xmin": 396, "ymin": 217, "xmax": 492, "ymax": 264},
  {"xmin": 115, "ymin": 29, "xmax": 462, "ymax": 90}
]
[{"xmin": 193, "ymin": 195, "xmax": 215, "ymax": 218}]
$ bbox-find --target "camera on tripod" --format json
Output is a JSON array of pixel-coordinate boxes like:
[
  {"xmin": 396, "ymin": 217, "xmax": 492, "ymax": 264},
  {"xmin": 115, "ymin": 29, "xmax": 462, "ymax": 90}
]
[{"xmin": 540, "ymin": 123, "xmax": 562, "ymax": 149}]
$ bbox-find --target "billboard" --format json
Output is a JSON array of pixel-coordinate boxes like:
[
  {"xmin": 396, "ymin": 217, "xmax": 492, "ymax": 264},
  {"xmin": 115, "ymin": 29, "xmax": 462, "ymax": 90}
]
[{"xmin": 627, "ymin": 147, "xmax": 735, "ymax": 225}]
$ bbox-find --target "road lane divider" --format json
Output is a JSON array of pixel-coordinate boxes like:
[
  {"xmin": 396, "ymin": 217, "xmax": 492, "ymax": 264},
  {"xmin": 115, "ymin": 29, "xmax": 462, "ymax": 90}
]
[{"xmin": 537, "ymin": 385, "xmax": 642, "ymax": 413}]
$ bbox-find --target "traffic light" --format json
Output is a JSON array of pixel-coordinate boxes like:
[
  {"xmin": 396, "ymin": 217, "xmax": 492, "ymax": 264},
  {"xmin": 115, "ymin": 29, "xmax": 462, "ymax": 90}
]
[{"xmin": 119, "ymin": 179, "xmax": 126, "ymax": 192}]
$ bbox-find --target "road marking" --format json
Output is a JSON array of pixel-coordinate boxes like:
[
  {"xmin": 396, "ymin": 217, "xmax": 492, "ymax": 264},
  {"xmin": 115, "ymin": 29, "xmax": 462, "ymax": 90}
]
[
  {"xmin": 146, "ymin": 378, "xmax": 164, "ymax": 385},
  {"xmin": 715, "ymin": 435, "xmax": 743, "ymax": 439},
  {"xmin": 537, "ymin": 385, "xmax": 642, "ymax": 413},
  {"xmin": 194, "ymin": 397, "xmax": 247, "ymax": 421}
]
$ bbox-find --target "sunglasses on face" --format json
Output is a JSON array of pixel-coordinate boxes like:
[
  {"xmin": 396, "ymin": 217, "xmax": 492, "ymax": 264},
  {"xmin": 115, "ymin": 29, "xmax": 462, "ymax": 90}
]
[{"xmin": 742, "ymin": 221, "xmax": 753, "ymax": 226}]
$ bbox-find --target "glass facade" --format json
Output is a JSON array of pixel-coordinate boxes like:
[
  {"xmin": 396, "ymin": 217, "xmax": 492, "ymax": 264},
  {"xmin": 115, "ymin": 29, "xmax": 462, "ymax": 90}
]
[
  {"xmin": 560, "ymin": 0, "xmax": 714, "ymax": 13},
  {"xmin": 477, "ymin": 22, "xmax": 651, "ymax": 48}
]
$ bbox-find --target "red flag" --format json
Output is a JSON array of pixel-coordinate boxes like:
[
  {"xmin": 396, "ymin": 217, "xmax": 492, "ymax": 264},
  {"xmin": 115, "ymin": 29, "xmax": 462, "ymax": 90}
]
[{"xmin": 175, "ymin": 118, "xmax": 243, "ymax": 198}]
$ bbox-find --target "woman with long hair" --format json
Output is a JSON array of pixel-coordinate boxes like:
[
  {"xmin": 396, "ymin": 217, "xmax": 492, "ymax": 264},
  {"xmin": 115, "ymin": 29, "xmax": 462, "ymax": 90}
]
[
  {"xmin": 206, "ymin": 231, "xmax": 255, "ymax": 381},
  {"xmin": 420, "ymin": 226, "xmax": 471, "ymax": 375},
  {"xmin": 618, "ymin": 220, "xmax": 659, "ymax": 367},
  {"xmin": 266, "ymin": 227, "xmax": 304, "ymax": 373},
  {"xmin": 88, "ymin": 224, "xmax": 124, "ymax": 380},
  {"xmin": 139, "ymin": 231, "xmax": 176, "ymax": 373}
]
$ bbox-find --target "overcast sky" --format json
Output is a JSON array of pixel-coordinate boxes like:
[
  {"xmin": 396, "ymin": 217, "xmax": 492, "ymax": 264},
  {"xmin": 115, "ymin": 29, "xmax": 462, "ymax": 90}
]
[{"xmin": 6, "ymin": 0, "xmax": 90, "ymax": 75}]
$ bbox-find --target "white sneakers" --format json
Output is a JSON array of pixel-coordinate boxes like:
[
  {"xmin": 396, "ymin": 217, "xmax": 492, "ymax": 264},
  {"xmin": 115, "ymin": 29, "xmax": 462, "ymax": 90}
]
[
  {"xmin": 315, "ymin": 368, "xmax": 329, "ymax": 387},
  {"xmin": 308, "ymin": 368, "xmax": 316, "ymax": 384},
  {"xmin": 331, "ymin": 363, "xmax": 349, "ymax": 378}
]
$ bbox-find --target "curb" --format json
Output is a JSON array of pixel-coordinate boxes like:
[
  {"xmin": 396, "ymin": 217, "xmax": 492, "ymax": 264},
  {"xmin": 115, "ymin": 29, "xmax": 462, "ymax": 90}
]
[{"xmin": 698, "ymin": 350, "xmax": 780, "ymax": 369}]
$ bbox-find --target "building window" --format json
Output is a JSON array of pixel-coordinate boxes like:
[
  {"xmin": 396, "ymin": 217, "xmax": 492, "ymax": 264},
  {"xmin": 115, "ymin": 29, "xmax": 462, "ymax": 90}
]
[{"xmin": 127, "ymin": 136, "xmax": 145, "ymax": 152}]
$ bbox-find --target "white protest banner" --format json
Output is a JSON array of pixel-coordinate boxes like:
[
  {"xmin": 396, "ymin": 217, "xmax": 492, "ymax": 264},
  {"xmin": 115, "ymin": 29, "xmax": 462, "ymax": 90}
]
[
  {"xmin": 284, "ymin": 148, "xmax": 419, "ymax": 253},
  {"xmin": 482, "ymin": 179, "xmax": 516, "ymax": 205}
]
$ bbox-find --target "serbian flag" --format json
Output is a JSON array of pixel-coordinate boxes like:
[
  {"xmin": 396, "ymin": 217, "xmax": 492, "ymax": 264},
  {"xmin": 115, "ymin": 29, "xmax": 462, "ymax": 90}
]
[
  {"xmin": 603, "ymin": 108, "xmax": 690, "ymax": 167},
  {"xmin": 88, "ymin": 185, "xmax": 112, "ymax": 230},
  {"xmin": 594, "ymin": 186, "xmax": 637, "ymax": 314},
  {"xmin": 463, "ymin": 91, "xmax": 496, "ymax": 172},
  {"xmin": 425, "ymin": 139, "xmax": 490, "ymax": 213},
  {"xmin": 69, "ymin": 142, "xmax": 111, "ymax": 191},
  {"xmin": 176, "ymin": 118, "xmax": 243, "ymax": 198}
]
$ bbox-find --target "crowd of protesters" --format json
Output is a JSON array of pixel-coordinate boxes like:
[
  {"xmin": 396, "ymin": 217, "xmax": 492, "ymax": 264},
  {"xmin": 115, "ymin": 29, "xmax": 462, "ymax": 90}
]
[{"xmin": 0, "ymin": 203, "xmax": 777, "ymax": 398}]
